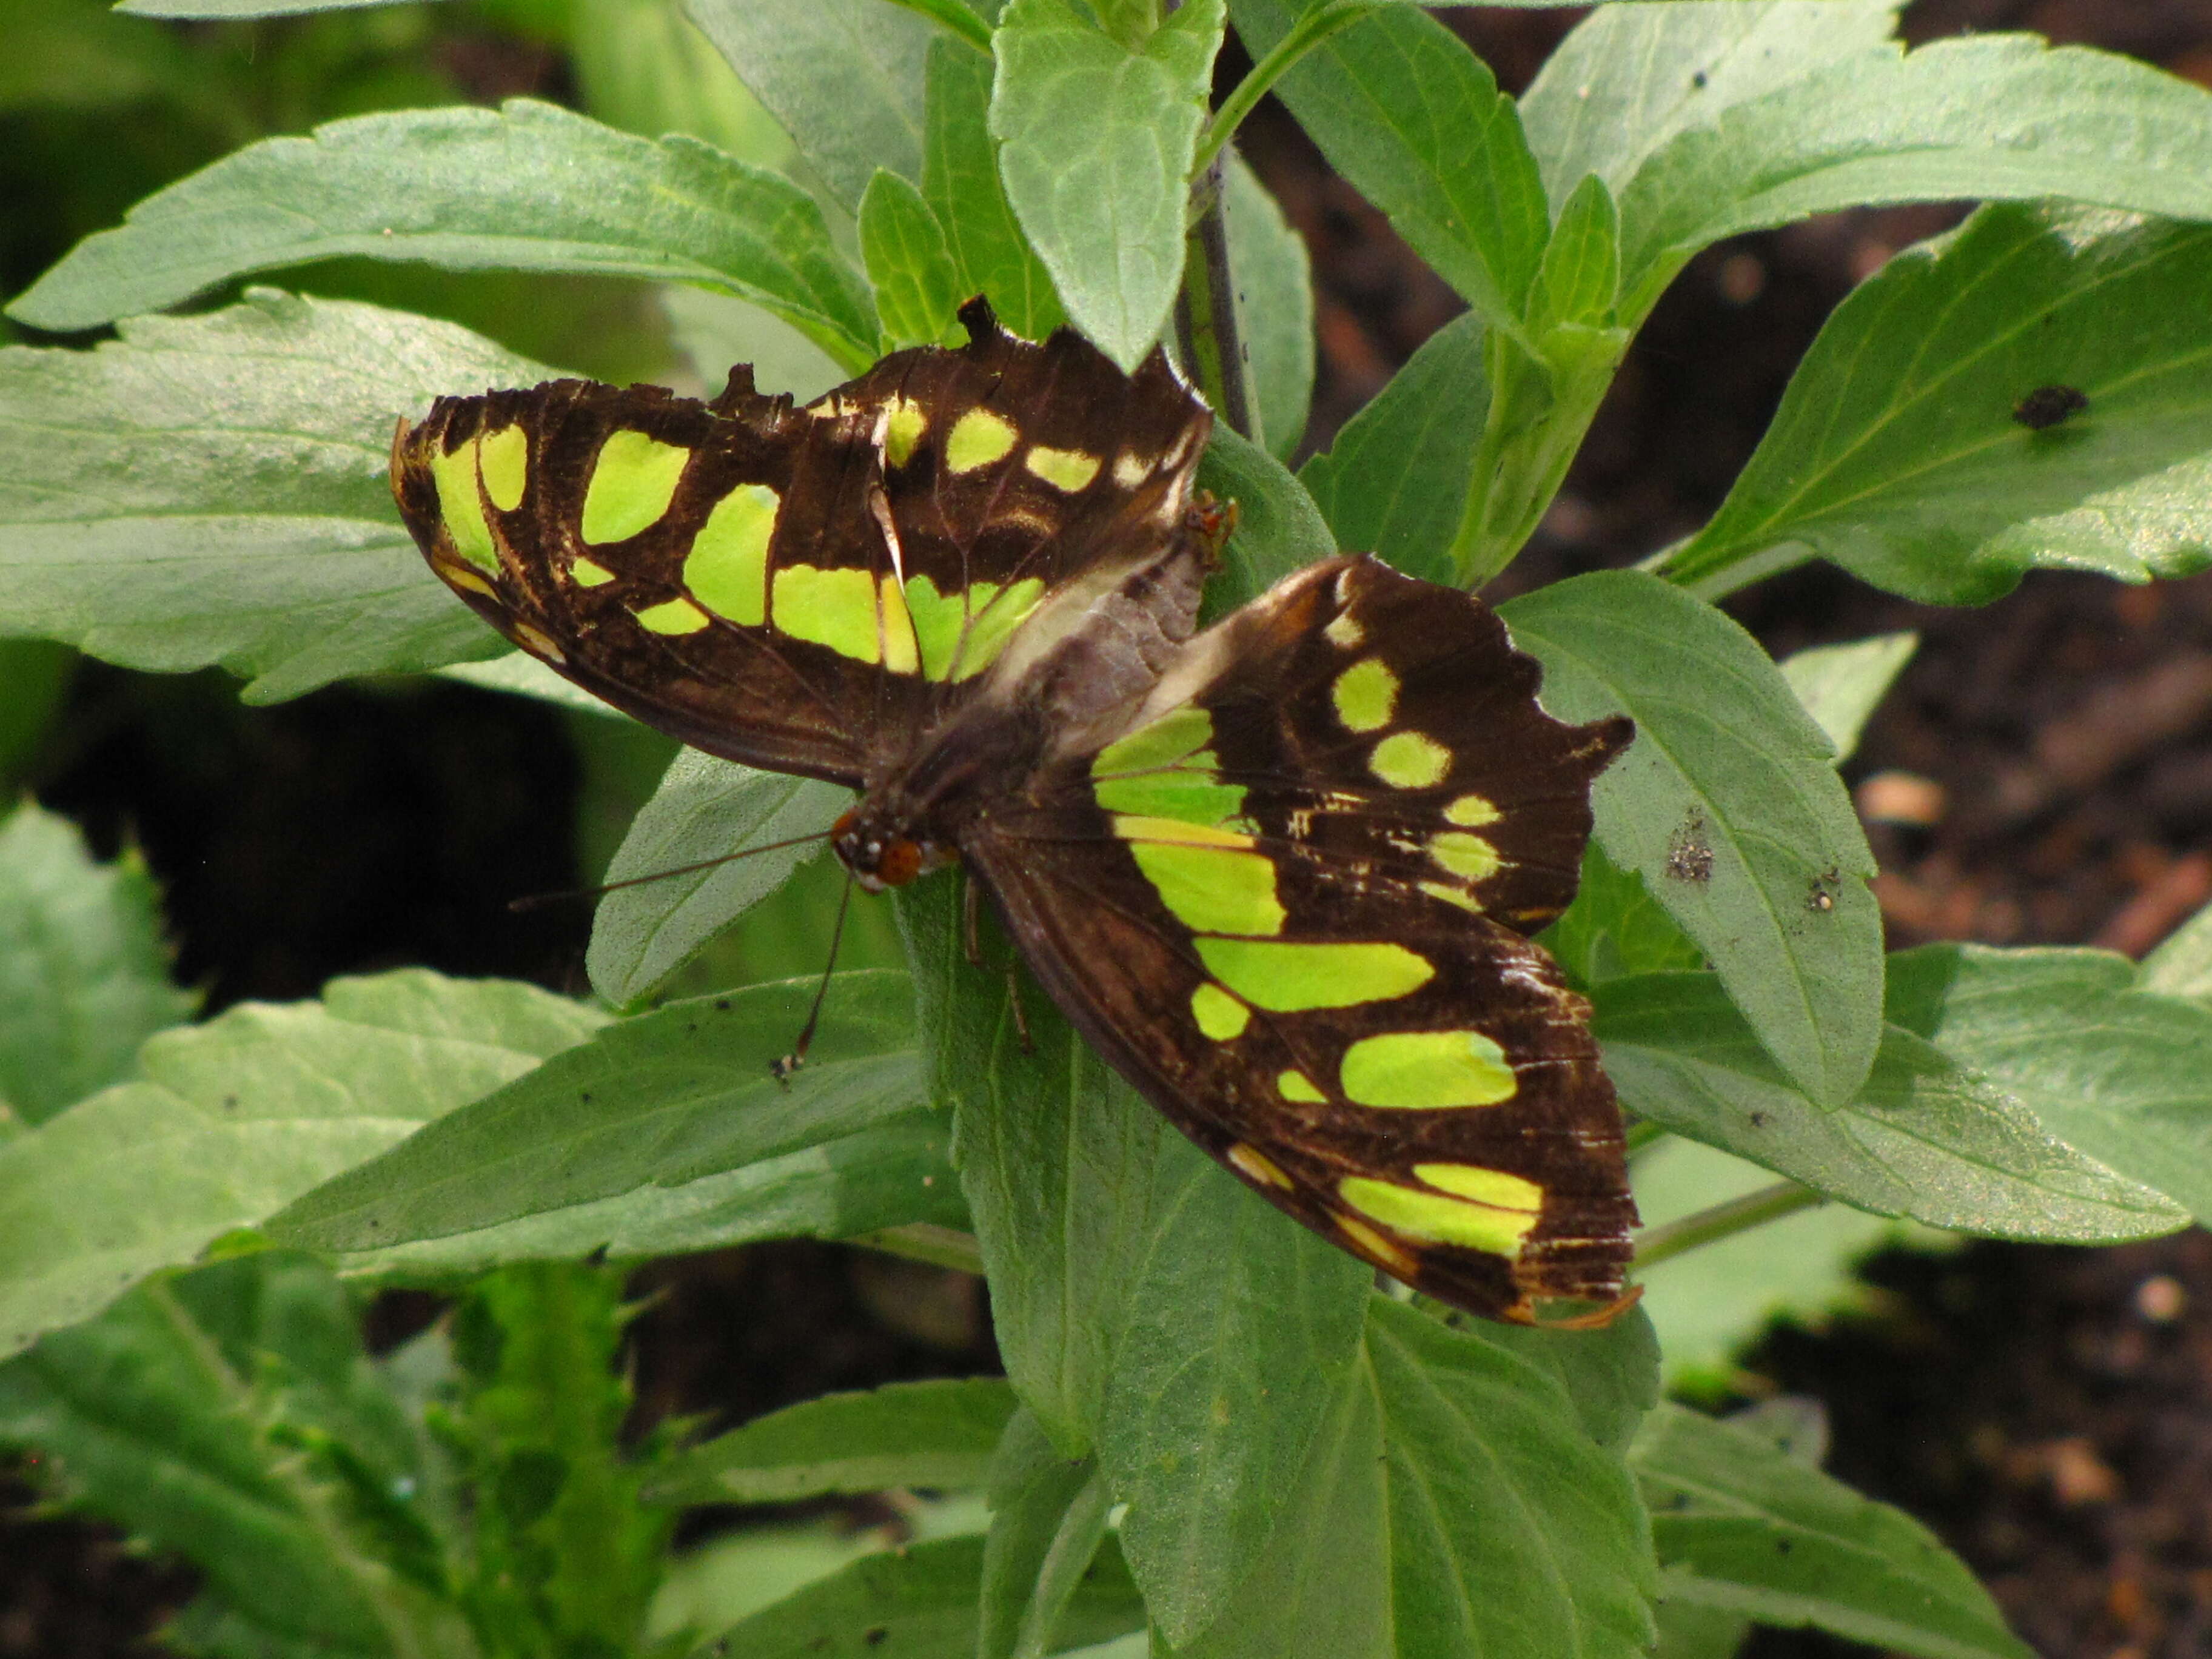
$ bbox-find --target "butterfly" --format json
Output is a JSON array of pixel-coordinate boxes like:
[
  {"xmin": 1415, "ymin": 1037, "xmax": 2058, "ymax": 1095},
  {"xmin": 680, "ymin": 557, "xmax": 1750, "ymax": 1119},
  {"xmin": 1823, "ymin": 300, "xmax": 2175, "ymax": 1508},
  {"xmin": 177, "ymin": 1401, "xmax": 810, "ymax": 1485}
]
[{"xmin": 390, "ymin": 299, "xmax": 1638, "ymax": 1325}]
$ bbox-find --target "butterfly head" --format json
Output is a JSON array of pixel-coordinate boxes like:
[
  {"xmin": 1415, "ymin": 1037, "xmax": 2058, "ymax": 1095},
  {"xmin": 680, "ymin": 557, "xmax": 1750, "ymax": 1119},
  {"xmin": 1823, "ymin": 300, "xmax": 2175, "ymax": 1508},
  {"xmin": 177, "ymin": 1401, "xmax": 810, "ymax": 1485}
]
[{"xmin": 831, "ymin": 805, "xmax": 954, "ymax": 893}]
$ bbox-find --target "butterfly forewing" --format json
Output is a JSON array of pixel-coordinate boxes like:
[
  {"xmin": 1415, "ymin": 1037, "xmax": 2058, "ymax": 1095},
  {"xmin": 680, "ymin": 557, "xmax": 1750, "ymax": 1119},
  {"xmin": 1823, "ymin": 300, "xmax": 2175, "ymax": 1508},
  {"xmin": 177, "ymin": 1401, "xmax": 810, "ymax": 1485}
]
[
  {"xmin": 390, "ymin": 300, "xmax": 1212, "ymax": 782},
  {"xmin": 971, "ymin": 556, "xmax": 1636, "ymax": 1321}
]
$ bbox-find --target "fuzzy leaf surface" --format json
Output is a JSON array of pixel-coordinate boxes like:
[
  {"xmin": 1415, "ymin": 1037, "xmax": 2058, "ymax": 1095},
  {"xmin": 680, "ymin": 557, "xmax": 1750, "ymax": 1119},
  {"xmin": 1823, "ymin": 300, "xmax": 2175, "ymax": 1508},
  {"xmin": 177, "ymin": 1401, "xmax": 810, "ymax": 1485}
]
[
  {"xmin": 991, "ymin": 0, "xmax": 1224, "ymax": 369},
  {"xmin": 1502, "ymin": 571, "xmax": 1882, "ymax": 1105},
  {"xmin": 0, "ymin": 293, "xmax": 545, "ymax": 701},
  {"xmin": 1596, "ymin": 970, "xmax": 2188, "ymax": 1241},
  {"xmin": 0, "ymin": 971, "xmax": 602, "ymax": 1361},
  {"xmin": 10, "ymin": 99, "xmax": 879, "ymax": 369},
  {"xmin": 1669, "ymin": 205, "xmax": 2212, "ymax": 602},
  {"xmin": 0, "ymin": 803, "xmax": 194, "ymax": 1127}
]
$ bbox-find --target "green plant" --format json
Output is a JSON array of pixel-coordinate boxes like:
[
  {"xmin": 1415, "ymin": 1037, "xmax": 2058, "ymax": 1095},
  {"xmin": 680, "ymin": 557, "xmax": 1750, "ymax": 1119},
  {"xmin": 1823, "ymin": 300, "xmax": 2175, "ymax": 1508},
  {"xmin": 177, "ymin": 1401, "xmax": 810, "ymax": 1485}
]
[{"xmin": 7, "ymin": 0, "xmax": 2212, "ymax": 1654}]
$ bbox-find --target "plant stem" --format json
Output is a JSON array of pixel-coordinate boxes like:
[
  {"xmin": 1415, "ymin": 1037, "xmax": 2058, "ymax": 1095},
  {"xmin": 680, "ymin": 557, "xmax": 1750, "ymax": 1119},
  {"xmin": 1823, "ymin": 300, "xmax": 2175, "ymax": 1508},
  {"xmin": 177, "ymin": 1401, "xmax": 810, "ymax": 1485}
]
[
  {"xmin": 1632, "ymin": 1181, "xmax": 1825, "ymax": 1272},
  {"xmin": 1176, "ymin": 153, "xmax": 1255, "ymax": 438},
  {"xmin": 883, "ymin": 0, "xmax": 996, "ymax": 54},
  {"xmin": 1192, "ymin": 0, "xmax": 1378, "ymax": 175},
  {"xmin": 846, "ymin": 1222, "xmax": 987, "ymax": 1276}
]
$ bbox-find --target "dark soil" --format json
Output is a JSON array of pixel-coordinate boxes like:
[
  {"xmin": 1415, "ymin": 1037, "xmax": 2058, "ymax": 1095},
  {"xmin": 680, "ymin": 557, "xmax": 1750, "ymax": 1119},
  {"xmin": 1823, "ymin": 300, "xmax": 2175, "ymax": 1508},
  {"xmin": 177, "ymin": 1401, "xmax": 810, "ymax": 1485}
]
[{"xmin": 8, "ymin": 3, "xmax": 2212, "ymax": 1655}]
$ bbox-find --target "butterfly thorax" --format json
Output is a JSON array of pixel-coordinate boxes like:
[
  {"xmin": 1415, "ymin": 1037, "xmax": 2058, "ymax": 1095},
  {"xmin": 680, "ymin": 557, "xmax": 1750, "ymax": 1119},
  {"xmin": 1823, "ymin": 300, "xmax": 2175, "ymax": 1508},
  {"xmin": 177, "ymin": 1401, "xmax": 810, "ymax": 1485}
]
[{"xmin": 833, "ymin": 511, "xmax": 1218, "ymax": 893}]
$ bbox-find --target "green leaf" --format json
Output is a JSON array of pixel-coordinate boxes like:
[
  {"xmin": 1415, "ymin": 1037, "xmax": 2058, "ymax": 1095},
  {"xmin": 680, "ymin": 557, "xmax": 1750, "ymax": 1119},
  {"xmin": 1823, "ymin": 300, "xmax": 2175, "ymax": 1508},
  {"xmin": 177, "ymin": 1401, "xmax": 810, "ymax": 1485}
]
[
  {"xmin": 1778, "ymin": 632, "xmax": 1917, "ymax": 764},
  {"xmin": 648, "ymin": 1378, "xmax": 1016, "ymax": 1507},
  {"xmin": 8, "ymin": 99, "xmax": 880, "ymax": 371},
  {"xmin": 661, "ymin": 284, "xmax": 846, "ymax": 403},
  {"xmin": 1171, "ymin": 1296, "xmax": 1657, "ymax": 1659},
  {"xmin": 0, "ymin": 802, "xmax": 194, "ymax": 1127},
  {"xmin": 699, "ymin": 1532, "xmax": 1146, "ymax": 1657},
  {"xmin": 1595, "ymin": 970, "xmax": 2190, "ymax": 1241},
  {"xmin": 0, "ymin": 0, "xmax": 215, "ymax": 110},
  {"xmin": 922, "ymin": 36, "xmax": 1065, "ymax": 342},
  {"xmin": 1226, "ymin": 0, "xmax": 1549, "ymax": 335},
  {"xmin": 1540, "ymin": 842, "xmax": 1706, "ymax": 992},
  {"xmin": 1615, "ymin": 35, "xmax": 2212, "ymax": 323},
  {"xmin": 1297, "ymin": 310, "xmax": 1484, "ymax": 585},
  {"xmin": 683, "ymin": 0, "xmax": 934, "ymax": 213},
  {"xmin": 990, "ymin": 0, "xmax": 1224, "ymax": 370},
  {"xmin": 267, "ymin": 971, "xmax": 921, "ymax": 1250},
  {"xmin": 0, "ymin": 1252, "xmax": 473, "ymax": 1657},
  {"xmin": 1529, "ymin": 173, "xmax": 1621, "ymax": 333},
  {"xmin": 1634, "ymin": 1401, "xmax": 2034, "ymax": 1659},
  {"xmin": 1221, "ymin": 153, "xmax": 1314, "ymax": 461},
  {"xmin": 860, "ymin": 170, "xmax": 965, "ymax": 349},
  {"xmin": 894, "ymin": 877, "xmax": 1369, "ymax": 1646},
  {"xmin": 1632, "ymin": 1135, "xmax": 1927, "ymax": 1390},
  {"xmin": 1470, "ymin": 1302, "xmax": 1660, "ymax": 1456},
  {"xmin": 571, "ymin": 0, "xmax": 794, "ymax": 167},
  {"xmin": 337, "ymin": 1113, "xmax": 962, "ymax": 1279},
  {"xmin": 116, "ymin": 0, "xmax": 415, "ymax": 13},
  {"xmin": 2140, "ymin": 898, "xmax": 2212, "ymax": 1000},
  {"xmin": 1670, "ymin": 206, "xmax": 2212, "ymax": 603},
  {"xmin": 1518, "ymin": 0, "xmax": 1905, "ymax": 213},
  {"xmin": 979, "ymin": 1409, "xmax": 1112, "ymax": 1659},
  {"xmin": 1501, "ymin": 571, "xmax": 1883, "ymax": 1106},
  {"xmin": 1197, "ymin": 421, "xmax": 1336, "ymax": 610},
  {"xmin": 0, "ymin": 970, "xmax": 602, "ymax": 1362},
  {"xmin": 585, "ymin": 749, "xmax": 851, "ymax": 1006},
  {"xmin": 1887, "ymin": 943, "xmax": 2212, "ymax": 1227},
  {"xmin": 444, "ymin": 1261, "xmax": 672, "ymax": 1655},
  {"xmin": 439, "ymin": 651, "xmax": 634, "ymax": 718},
  {"xmin": 0, "ymin": 292, "xmax": 545, "ymax": 702}
]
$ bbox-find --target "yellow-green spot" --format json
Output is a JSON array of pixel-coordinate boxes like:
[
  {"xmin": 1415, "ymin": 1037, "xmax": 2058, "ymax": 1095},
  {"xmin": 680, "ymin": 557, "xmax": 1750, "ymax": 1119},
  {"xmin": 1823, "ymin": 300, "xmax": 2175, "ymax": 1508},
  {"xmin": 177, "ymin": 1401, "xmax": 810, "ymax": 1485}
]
[
  {"xmin": 1094, "ymin": 706, "xmax": 1212, "ymax": 774},
  {"xmin": 1127, "ymin": 839, "xmax": 1284, "ymax": 936},
  {"xmin": 1191, "ymin": 983, "xmax": 1248, "ymax": 1041},
  {"xmin": 478, "ymin": 424, "xmax": 527, "ymax": 511},
  {"xmin": 1228, "ymin": 1144, "xmax": 1293, "ymax": 1188},
  {"xmin": 878, "ymin": 575, "xmax": 919, "ymax": 674},
  {"xmin": 633, "ymin": 596, "xmax": 710, "ymax": 635},
  {"xmin": 1370, "ymin": 730, "xmax": 1450, "ymax": 788},
  {"xmin": 685, "ymin": 482, "xmax": 780, "ymax": 625},
  {"xmin": 1194, "ymin": 939, "xmax": 1433, "ymax": 1011},
  {"xmin": 945, "ymin": 407, "xmax": 1017, "ymax": 474},
  {"xmin": 1339, "ymin": 1030, "xmax": 1517, "ymax": 1109},
  {"xmin": 1324, "ymin": 612, "xmax": 1364, "ymax": 649},
  {"xmin": 1332, "ymin": 658, "xmax": 1398, "ymax": 734},
  {"xmin": 952, "ymin": 577, "xmax": 1044, "ymax": 680},
  {"xmin": 1092, "ymin": 707, "xmax": 1244, "ymax": 826},
  {"xmin": 1421, "ymin": 880, "xmax": 1483, "ymax": 915},
  {"xmin": 1416, "ymin": 1163, "xmax": 1544, "ymax": 1212},
  {"xmin": 883, "ymin": 398, "xmax": 927, "ymax": 468},
  {"xmin": 902, "ymin": 574, "xmax": 969, "ymax": 680},
  {"xmin": 1340, "ymin": 1175, "xmax": 1537, "ymax": 1256},
  {"xmin": 571, "ymin": 556, "xmax": 616, "ymax": 589},
  {"xmin": 1277, "ymin": 1070, "xmax": 1326, "ymax": 1104},
  {"xmin": 1429, "ymin": 831, "xmax": 1500, "ymax": 882},
  {"xmin": 773, "ymin": 564, "xmax": 880, "ymax": 663},
  {"xmin": 1446, "ymin": 793, "xmax": 1500, "ymax": 827},
  {"xmin": 582, "ymin": 430, "xmax": 691, "ymax": 545},
  {"xmin": 429, "ymin": 436, "xmax": 500, "ymax": 575},
  {"xmin": 1025, "ymin": 444, "xmax": 1100, "ymax": 492}
]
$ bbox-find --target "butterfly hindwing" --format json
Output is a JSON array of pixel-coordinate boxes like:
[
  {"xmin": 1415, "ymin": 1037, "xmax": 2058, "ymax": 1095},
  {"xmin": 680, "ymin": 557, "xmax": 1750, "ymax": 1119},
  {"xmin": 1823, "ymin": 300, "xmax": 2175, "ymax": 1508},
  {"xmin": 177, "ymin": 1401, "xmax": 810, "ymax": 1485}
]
[
  {"xmin": 390, "ymin": 301, "xmax": 1212, "ymax": 783},
  {"xmin": 971, "ymin": 556, "xmax": 1636, "ymax": 1321}
]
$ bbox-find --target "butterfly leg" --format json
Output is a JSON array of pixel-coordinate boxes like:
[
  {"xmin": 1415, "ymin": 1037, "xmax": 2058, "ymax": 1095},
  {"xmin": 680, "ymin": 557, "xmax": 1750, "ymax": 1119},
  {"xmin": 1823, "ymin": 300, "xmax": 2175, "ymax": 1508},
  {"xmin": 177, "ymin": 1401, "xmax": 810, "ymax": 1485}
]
[{"xmin": 962, "ymin": 873, "xmax": 986, "ymax": 968}]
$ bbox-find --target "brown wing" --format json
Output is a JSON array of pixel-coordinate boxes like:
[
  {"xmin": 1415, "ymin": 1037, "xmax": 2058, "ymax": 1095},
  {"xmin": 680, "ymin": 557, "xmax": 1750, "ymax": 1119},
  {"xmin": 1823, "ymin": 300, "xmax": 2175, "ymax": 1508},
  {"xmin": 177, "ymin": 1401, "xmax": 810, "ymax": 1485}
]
[
  {"xmin": 965, "ymin": 556, "xmax": 1637, "ymax": 1323},
  {"xmin": 389, "ymin": 300, "xmax": 1210, "ymax": 786}
]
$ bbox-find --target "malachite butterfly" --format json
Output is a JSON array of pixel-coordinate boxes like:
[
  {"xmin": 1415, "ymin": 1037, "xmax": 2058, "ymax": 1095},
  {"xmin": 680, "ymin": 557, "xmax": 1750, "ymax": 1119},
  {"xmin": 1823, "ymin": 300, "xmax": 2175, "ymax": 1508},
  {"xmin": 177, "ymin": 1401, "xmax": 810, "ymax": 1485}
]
[{"xmin": 392, "ymin": 300, "xmax": 1638, "ymax": 1326}]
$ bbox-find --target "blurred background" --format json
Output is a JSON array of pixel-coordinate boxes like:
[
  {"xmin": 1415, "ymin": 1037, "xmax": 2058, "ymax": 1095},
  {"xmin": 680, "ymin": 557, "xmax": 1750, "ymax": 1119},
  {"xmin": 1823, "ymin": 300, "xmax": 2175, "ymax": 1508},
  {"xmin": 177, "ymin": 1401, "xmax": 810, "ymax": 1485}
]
[{"xmin": 5, "ymin": 1, "xmax": 2212, "ymax": 1653}]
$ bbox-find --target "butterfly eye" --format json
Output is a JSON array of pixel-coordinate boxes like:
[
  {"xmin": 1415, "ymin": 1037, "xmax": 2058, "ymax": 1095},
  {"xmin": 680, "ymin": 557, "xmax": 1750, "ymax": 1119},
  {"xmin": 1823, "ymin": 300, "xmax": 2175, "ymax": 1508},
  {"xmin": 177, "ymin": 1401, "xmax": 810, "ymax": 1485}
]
[{"xmin": 875, "ymin": 839, "xmax": 923, "ymax": 886}]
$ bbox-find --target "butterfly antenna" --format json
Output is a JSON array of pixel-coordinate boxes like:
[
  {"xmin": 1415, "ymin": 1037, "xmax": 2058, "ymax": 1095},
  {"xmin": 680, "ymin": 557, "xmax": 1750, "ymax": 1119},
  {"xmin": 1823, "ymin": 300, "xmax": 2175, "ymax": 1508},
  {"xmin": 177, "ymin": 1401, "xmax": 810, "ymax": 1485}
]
[
  {"xmin": 772, "ymin": 869, "xmax": 856, "ymax": 1084},
  {"xmin": 508, "ymin": 830, "xmax": 836, "ymax": 913}
]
